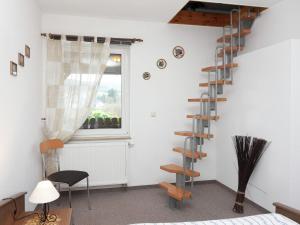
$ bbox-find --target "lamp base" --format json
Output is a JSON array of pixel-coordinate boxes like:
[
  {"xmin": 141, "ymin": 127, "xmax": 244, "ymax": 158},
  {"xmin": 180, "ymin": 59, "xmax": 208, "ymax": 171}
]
[{"xmin": 39, "ymin": 203, "xmax": 57, "ymax": 224}]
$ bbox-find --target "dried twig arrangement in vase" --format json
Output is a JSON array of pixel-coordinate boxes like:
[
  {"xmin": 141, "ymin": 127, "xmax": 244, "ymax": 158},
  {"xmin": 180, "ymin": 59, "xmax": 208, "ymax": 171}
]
[{"xmin": 232, "ymin": 135, "xmax": 270, "ymax": 214}]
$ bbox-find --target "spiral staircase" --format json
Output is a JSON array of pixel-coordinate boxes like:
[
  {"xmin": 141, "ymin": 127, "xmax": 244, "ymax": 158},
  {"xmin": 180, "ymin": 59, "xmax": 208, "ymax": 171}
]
[{"xmin": 160, "ymin": 7, "xmax": 261, "ymax": 208}]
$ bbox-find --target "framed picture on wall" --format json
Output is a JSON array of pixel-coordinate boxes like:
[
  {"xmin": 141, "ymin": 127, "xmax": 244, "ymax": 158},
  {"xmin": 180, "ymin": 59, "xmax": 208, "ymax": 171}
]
[
  {"xmin": 10, "ymin": 61, "xmax": 17, "ymax": 76},
  {"xmin": 18, "ymin": 53, "xmax": 24, "ymax": 67},
  {"xmin": 25, "ymin": 45, "xmax": 30, "ymax": 58}
]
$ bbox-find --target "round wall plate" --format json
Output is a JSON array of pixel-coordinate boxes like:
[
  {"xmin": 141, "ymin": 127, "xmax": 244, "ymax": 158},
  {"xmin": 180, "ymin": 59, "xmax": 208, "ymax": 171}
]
[
  {"xmin": 173, "ymin": 46, "xmax": 185, "ymax": 59},
  {"xmin": 157, "ymin": 59, "xmax": 167, "ymax": 69},
  {"xmin": 143, "ymin": 72, "xmax": 151, "ymax": 80}
]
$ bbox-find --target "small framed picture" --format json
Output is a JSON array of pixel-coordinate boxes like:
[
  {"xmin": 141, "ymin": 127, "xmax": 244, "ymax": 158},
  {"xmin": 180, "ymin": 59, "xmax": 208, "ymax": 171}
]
[
  {"xmin": 143, "ymin": 72, "xmax": 151, "ymax": 80},
  {"xmin": 157, "ymin": 59, "xmax": 167, "ymax": 69},
  {"xmin": 10, "ymin": 61, "xmax": 17, "ymax": 76},
  {"xmin": 25, "ymin": 45, "xmax": 30, "ymax": 58},
  {"xmin": 18, "ymin": 53, "xmax": 24, "ymax": 67}
]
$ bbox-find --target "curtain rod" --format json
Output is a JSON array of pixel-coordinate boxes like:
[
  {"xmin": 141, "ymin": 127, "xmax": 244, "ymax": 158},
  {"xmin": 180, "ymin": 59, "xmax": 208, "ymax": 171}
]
[{"xmin": 41, "ymin": 33, "xmax": 143, "ymax": 45}]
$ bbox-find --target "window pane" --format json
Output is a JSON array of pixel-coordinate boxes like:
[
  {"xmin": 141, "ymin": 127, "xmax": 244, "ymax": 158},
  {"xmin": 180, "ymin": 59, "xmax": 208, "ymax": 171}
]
[
  {"xmin": 81, "ymin": 74, "xmax": 122, "ymax": 129},
  {"xmin": 104, "ymin": 54, "xmax": 121, "ymax": 74}
]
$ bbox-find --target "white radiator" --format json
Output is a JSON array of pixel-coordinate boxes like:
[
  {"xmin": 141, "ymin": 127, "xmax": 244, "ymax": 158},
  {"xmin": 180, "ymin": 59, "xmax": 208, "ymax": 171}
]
[{"xmin": 60, "ymin": 141, "xmax": 128, "ymax": 187}]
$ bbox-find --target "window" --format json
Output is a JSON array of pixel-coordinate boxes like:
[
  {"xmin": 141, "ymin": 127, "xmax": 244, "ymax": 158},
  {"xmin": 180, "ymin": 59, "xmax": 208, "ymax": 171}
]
[{"xmin": 73, "ymin": 46, "xmax": 130, "ymax": 139}]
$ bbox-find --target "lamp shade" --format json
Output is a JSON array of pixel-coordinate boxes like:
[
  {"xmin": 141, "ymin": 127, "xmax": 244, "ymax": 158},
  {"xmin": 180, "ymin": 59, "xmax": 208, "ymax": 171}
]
[{"xmin": 29, "ymin": 180, "xmax": 60, "ymax": 204}]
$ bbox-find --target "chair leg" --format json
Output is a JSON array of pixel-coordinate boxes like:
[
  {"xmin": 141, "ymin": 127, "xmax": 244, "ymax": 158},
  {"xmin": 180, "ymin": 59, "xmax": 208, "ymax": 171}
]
[
  {"xmin": 57, "ymin": 183, "xmax": 61, "ymax": 206},
  {"xmin": 68, "ymin": 186, "xmax": 72, "ymax": 208},
  {"xmin": 87, "ymin": 177, "xmax": 91, "ymax": 210}
]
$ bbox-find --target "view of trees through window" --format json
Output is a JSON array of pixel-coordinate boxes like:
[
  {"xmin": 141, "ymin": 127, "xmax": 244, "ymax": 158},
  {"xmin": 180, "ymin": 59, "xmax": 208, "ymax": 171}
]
[{"xmin": 81, "ymin": 54, "xmax": 122, "ymax": 129}]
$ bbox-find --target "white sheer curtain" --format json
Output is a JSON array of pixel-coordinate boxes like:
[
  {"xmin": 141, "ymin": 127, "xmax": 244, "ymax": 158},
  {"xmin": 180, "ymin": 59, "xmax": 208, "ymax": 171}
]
[{"xmin": 44, "ymin": 37, "xmax": 111, "ymax": 142}]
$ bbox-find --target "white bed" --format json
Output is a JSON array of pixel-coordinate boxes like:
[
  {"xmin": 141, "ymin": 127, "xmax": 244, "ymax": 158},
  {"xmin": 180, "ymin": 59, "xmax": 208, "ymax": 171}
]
[{"xmin": 131, "ymin": 213, "xmax": 299, "ymax": 225}]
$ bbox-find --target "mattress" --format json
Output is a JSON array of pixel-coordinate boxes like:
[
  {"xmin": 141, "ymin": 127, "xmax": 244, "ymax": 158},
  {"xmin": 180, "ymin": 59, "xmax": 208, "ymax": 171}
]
[{"xmin": 131, "ymin": 213, "xmax": 299, "ymax": 225}]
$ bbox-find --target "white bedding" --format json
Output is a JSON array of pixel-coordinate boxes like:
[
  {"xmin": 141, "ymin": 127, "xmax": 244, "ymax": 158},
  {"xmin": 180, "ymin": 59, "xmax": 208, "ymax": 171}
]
[{"xmin": 131, "ymin": 213, "xmax": 299, "ymax": 225}]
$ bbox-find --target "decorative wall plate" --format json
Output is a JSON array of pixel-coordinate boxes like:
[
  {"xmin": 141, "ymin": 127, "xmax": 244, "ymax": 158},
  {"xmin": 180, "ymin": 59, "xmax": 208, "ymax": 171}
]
[
  {"xmin": 143, "ymin": 72, "xmax": 151, "ymax": 80},
  {"xmin": 173, "ymin": 46, "xmax": 185, "ymax": 59},
  {"xmin": 157, "ymin": 59, "xmax": 167, "ymax": 69}
]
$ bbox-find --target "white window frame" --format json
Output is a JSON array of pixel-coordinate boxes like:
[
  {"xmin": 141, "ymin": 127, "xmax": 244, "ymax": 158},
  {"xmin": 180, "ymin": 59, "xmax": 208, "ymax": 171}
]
[{"xmin": 72, "ymin": 45, "xmax": 130, "ymax": 140}]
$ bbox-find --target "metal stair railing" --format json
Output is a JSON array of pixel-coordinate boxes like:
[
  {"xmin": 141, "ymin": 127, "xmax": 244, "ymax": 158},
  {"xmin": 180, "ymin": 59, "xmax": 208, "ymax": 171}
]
[
  {"xmin": 180, "ymin": 6, "xmax": 243, "ymax": 208},
  {"xmin": 182, "ymin": 136, "xmax": 193, "ymax": 206},
  {"xmin": 213, "ymin": 45, "xmax": 223, "ymax": 118},
  {"xmin": 229, "ymin": 8, "xmax": 241, "ymax": 83},
  {"xmin": 231, "ymin": 8, "xmax": 241, "ymax": 51}
]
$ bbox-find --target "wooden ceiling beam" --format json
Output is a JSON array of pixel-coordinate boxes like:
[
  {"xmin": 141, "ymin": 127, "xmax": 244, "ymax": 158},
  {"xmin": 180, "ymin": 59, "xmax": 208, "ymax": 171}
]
[
  {"xmin": 169, "ymin": 4, "xmax": 267, "ymax": 27},
  {"xmin": 170, "ymin": 10, "xmax": 230, "ymax": 27}
]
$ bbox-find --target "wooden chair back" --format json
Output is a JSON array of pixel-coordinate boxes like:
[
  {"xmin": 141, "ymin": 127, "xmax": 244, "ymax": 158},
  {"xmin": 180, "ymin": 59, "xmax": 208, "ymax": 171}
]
[
  {"xmin": 40, "ymin": 139, "xmax": 64, "ymax": 154},
  {"xmin": 40, "ymin": 139, "xmax": 64, "ymax": 178}
]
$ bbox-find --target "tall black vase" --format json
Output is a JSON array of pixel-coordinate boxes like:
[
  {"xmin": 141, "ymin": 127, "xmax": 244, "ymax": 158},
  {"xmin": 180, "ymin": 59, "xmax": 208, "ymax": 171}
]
[{"xmin": 232, "ymin": 135, "xmax": 269, "ymax": 214}]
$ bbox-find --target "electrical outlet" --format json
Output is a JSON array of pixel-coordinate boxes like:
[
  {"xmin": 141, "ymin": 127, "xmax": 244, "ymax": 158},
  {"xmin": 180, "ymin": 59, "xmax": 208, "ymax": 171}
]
[{"xmin": 150, "ymin": 112, "xmax": 157, "ymax": 118}]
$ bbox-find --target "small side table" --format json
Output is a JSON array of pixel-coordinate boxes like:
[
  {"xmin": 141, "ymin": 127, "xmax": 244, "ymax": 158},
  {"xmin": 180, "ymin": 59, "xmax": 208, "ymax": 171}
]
[{"xmin": 14, "ymin": 208, "xmax": 72, "ymax": 225}]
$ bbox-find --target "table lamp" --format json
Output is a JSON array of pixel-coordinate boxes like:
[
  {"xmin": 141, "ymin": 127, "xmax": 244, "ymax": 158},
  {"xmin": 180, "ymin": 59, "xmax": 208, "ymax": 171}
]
[{"xmin": 29, "ymin": 180, "xmax": 60, "ymax": 224}]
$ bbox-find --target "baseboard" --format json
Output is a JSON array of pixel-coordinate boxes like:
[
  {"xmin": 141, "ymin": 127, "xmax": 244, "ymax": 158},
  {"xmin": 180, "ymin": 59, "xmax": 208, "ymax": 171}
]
[
  {"xmin": 58, "ymin": 179, "xmax": 217, "ymax": 193},
  {"xmin": 215, "ymin": 181, "xmax": 270, "ymax": 213}
]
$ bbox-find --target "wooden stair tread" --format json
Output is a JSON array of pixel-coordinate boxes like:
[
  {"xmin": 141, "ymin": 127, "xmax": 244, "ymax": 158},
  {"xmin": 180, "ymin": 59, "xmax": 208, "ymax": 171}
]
[
  {"xmin": 232, "ymin": 12, "xmax": 257, "ymax": 27},
  {"xmin": 202, "ymin": 63, "xmax": 238, "ymax": 72},
  {"xmin": 217, "ymin": 29, "xmax": 251, "ymax": 43},
  {"xmin": 159, "ymin": 182, "xmax": 192, "ymax": 201},
  {"xmin": 175, "ymin": 131, "xmax": 213, "ymax": 139},
  {"xmin": 173, "ymin": 147, "xmax": 207, "ymax": 159},
  {"xmin": 199, "ymin": 80, "xmax": 232, "ymax": 87},
  {"xmin": 160, "ymin": 164, "xmax": 200, "ymax": 177},
  {"xmin": 218, "ymin": 46, "xmax": 244, "ymax": 57},
  {"xmin": 188, "ymin": 97, "xmax": 227, "ymax": 102},
  {"xmin": 187, "ymin": 115, "xmax": 220, "ymax": 120}
]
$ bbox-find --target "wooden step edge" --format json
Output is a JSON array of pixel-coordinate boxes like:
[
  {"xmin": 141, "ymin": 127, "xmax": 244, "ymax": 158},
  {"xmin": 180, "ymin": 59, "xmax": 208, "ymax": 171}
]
[
  {"xmin": 160, "ymin": 164, "xmax": 200, "ymax": 177},
  {"xmin": 159, "ymin": 181, "xmax": 173, "ymax": 191},
  {"xmin": 186, "ymin": 114, "xmax": 220, "ymax": 121},
  {"xmin": 199, "ymin": 80, "xmax": 232, "ymax": 87},
  {"xmin": 218, "ymin": 46, "xmax": 244, "ymax": 54},
  {"xmin": 159, "ymin": 182, "xmax": 192, "ymax": 201},
  {"xmin": 188, "ymin": 97, "xmax": 227, "ymax": 102},
  {"xmin": 168, "ymin": 186, "xmax": 192, "ymax": 201},
  {"xmin": 202, "ymin": 63, "xmax": 238, "ymax": 72},
  {"xmin": 174, "ymin": 131, "xmax": 214, "ymax": 139},
  {"xmin": 232, "ymin": 15, "xmax": 257, "ymax": 28},
  {"xmin": 173, "ymin": 147, "xmax": 207, "ymax": 159},
  {"xmin": 217, "ymin": 29, "xmax": 251, "ymax": 43},
  {"xmin": 233, "ymin": 12, "xmax": 257, "ymax": 23},
  {"xmin": 222, "ymin": 46, "xmax": 244, "ymax": 51},
  {"xmin": 218, "ymin": 47, "xmax": 244, "ymax": 57}
]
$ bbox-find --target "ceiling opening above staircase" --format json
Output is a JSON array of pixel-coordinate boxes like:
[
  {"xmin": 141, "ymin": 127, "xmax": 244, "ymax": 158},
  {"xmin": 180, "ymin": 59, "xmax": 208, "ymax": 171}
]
[{"xmin": 169, "ymin": 1, "xmax": 266, "ymax": 27}]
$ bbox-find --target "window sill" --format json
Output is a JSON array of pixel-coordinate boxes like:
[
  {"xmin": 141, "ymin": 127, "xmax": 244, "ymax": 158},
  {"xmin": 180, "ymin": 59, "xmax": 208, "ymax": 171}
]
[{"xmin": 70, "ymin": 135, "xmax": 132, "ymax": 142}]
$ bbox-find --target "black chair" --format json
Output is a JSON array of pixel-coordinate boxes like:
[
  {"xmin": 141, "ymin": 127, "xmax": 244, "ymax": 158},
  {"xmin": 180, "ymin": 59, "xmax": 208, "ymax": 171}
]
[{"xmin": 40, "ymin": 139, "xmax": 91, "ymax": 209}]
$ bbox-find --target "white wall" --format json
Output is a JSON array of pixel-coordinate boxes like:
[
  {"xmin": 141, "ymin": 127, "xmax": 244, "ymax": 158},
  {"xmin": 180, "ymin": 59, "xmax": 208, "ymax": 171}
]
[
  {"xmin": 245, "ymin": 0, "xmax": 300, "ymax": 53},
  {"xmin": 216, "ymin": 40, "xmax": 293, "ymax": 211},
  {"xmin": 0, "ymin": 0, "xmax": 42, "ymax": 210},
  {"xmin": 41, "ymin": 14, "xmax": 220, "ymax": 186},
  {"xmin": 290, "ymin": 39, "xmax": 300, "ymax": 210},
  {"xmin": 215, "ymin": 0, "xmax": 300, "ymax": 212}
]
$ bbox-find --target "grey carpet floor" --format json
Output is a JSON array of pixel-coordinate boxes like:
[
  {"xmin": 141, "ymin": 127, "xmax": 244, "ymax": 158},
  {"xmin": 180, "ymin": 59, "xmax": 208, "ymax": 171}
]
[{"xmin": 52, "ymin": 182, "xmax": 267, "ymax": 225}]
